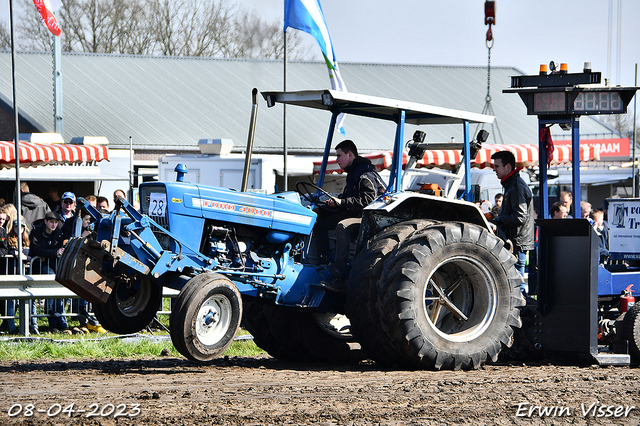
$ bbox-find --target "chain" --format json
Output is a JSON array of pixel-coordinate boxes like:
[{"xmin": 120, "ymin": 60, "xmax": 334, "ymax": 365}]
[
  {"xmin": 485, "ymin": 41, "xmax": 492, "ymax": 103},
  {"xmin": 475, "ymin": 36, "xmax": 504, "ymax": 144}
]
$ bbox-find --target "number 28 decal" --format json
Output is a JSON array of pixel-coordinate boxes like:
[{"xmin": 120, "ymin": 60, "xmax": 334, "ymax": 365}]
[{"xmin": 149, "ymin": 193, "xmax": 167, "ymax": 217}]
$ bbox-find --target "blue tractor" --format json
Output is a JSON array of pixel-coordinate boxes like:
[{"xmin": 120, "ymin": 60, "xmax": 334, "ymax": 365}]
[{"xmin": 56, "ymin": 89, "xmax": 525, "ymax": 370}]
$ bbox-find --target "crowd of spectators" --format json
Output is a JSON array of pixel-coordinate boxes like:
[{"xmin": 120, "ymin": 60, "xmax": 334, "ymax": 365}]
[{"xmin": 0, "ymin": 186, "xmax": 127, "ymax": 335}]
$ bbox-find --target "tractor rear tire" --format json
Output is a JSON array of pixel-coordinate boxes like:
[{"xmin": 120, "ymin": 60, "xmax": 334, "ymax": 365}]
[
  {"xmin": 241, "ymin": 298, "xmax": 301, "ymax": 361},
  {"xmin": 170, "ymin": 274, "xmax": 242, "ymax": 362},
  {"xmin": 243, "ymin": 301, "xmax": 361, "ymax": 363},
  {"xmin": 377, "ymin": 222, "xmax": 524, "ymax": 370},
  {"xmin": 622, "ymin": 303, "xmax": 640, "ymax": 364},
  {"xmin": 264, "ymin": 305, "xmax": 361, "ymax": 363},
  {"xmin": 346, "ymin": 219, "xmax": 434, "ymax": 366},
  {"xmin": 93, "ymin": 275, "xmax": 163, "ymax": 334}
]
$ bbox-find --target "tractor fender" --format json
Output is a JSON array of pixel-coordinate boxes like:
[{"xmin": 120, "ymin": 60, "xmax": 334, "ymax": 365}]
[{"xmin": 358, "ymin": 192, "xmax": 494, "ymax": 248}]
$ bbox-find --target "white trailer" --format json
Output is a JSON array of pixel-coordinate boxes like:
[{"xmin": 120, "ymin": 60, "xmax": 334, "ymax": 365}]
[
  {"xmin": 159, "ymin": 154, "xmax": 272, "ymax": 192},
  {"xmin": 158, "ymin": 139, "xmax": 317, "ymax": 193}
]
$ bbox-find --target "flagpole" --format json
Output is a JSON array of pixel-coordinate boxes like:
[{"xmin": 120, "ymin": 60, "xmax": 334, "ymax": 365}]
[
  {"xmin": 53, "ymin": 18, "xmax": 63, "ymax": 136},
  {"xmin": 283, "ymin": 29, "xmax": 288, "ymax": 192},
  {"xmin": 9, "ymin": 0, "xmax": 23, "ymax": 277}
]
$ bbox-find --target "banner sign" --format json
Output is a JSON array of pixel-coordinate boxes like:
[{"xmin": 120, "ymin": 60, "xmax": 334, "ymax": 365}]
[
  {"xmin": 608, "ymin": 198, "xmax": 640, "ymax": 260},
  {"xmin": 554, "ymin": 138, "xmax": 630, "ymax": 159}
]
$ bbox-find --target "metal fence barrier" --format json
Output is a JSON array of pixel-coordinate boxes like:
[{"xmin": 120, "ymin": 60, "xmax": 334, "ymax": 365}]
[{"xmin": 0, "ymin": 255, "xmax": 178, "ymax": 337}]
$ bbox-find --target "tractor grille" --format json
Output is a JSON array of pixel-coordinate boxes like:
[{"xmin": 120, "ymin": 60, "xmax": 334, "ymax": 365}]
[
  {"xmin": 150, "ymin": 211, "xmax": 169, "ymax": 230},
  {"xmin": 139, "ymin": 185, "xmax": 170, "ymax": 246}
]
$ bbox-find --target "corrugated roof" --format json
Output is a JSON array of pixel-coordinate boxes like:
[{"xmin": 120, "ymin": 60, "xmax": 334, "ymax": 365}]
[{"xmin": 0, "ymin": 51, "xmax": 618, "ymax": 153}]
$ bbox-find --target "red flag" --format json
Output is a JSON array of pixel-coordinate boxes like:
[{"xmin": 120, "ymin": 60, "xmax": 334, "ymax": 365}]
[
  {"xmin": 33, "ymin": 0, "xmax": 62, "ymax": 37},
  {"xmin": 540, "ymin": 126, "xmax": 554, "ymax": 167}
]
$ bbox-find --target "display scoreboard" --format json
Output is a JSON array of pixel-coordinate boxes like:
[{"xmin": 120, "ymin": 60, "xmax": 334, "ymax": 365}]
[{"xmin": 504, "ymin": 65, "xmax": 637, "ymax": 117}]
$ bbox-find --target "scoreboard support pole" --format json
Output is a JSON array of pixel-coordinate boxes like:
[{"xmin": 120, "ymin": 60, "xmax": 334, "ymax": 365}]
[{"xmin": 571, "ymin": 116, "xmax": 580, "ymax": 218}]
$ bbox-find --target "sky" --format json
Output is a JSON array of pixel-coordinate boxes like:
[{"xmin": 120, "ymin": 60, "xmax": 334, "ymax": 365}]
[
  {"xmin": 1, "ymin": 0, "xmax": 639, "ymax": 87},
  {"xmin": 243, "ymin": 0, "xmax": 640, "ymax": 87}
]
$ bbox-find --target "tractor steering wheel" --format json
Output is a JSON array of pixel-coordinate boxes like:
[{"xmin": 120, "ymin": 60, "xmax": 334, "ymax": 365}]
[{"xmin": 296, "ymin": 181, "xmax": 338, "ymax": 210}]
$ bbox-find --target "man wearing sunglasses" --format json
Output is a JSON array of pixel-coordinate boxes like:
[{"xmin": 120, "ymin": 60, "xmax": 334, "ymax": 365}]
[{"xmin": 55, "ymin": 192, "xmax": 76, "ymax": 231}]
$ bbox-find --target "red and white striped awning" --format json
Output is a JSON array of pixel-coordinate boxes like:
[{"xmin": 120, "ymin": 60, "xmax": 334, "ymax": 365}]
[
  {"xmin": 313, "ymin": 144, "xmax": 599, "ymax": 175},
  {"xmin": 0, "ymin": 141, "xmax": 109, "ymax": 168},
  {"xmin": 419, "ymin": 143, "xmax": 599, "ymax": 169},
  {"xmin": 312, "ymin": 151, "xmax": 398, "ymax": 175}
]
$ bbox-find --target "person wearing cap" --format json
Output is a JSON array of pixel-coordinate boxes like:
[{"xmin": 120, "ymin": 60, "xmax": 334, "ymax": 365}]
[
  {"xmin": 56, "ymin": 192, "xmax": 76, "ymax": 229},
  {"xmin": 30, "ymin": 211, "xmax": 70, "ymax": 334},
  {"xmin": 19, "ymin": 182, "xmax": 50, "ymax": 231}
]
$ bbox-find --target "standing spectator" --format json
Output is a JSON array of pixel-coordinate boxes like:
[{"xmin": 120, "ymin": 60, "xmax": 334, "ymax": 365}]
[
  {"xmin": 7, "ymin": 219, "xmax": 29, "ymax": 271},
  {"xmin": 0, "ymin": 205, "xmax": 16, "ymax": 269},
  {"xmin": 53, "ymin": 193, "xmax": 75, "ymax": 333},
  {"xmin": 592, "ymin": 209, "xmax": 609, "ymax": 251},
  {"xmin": 57, "ymin": 192, "xmax": 77, "ymax": 242},
  {"xmin": 490, "ymin": 193, "xmax": 503, "ymax": 219},
  {"xmin": 550, "ymin": 202, "xmax": 568, "ymax": 219},
  {"xmin": 44, "ymin": 185, "xmax": 62, "ymax": 213},
  {"xmin": 5, "ymin": 219, "xmax": 38, "ymax": 334},
  {"xmin": 20, "ymin": 182, "xmax": 50, "ymax": 231},
  {"xmin": 0, "ymin": 213, "xmax": 11, "ymax": 334},
  {"xmin": 85, "ymin": 195, "xmax": 97, "ymax": 207},
  {"xmin": 3, "ymin": 204, "xmax": 18, "ymax": 235},
  {"xmin": 96, "ymin": 196, "xmax": 110, "ymax": 212},
  {"xmin": 491, "ymin": 150, "xmax": 534, "ymax": 296},
  {"xmin": 56, "ymin": 192, "xmax": 76, "ymax": 226},
  {"xmin": 580, "ymin": 201, "xmax": 592, "ymax": 219},
  {"xmin": 113, "ymin": 189, "xmax": 126, "ymax": 204},
  {"xmin": 0, "ymin": 208, "xmax": 7, "ymax": 233},
  {"xmin": 0, "ymin": 198, "xmax": 5, "ymax": 207},
  {"xmin": 30, "ymin": 211, "xmax": 70, "ymax": 334},
  {"xmin": 559, "ymin": 191, "xmax": 573, "ymax": 218}
]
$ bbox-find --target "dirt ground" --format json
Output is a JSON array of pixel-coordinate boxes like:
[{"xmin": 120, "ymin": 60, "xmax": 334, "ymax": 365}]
[{"xmin": 1, "ymin": 356, "xmax": 639, "ymax": 426}]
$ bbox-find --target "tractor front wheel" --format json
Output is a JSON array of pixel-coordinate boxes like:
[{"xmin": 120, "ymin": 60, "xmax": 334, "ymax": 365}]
[{"xmin": 170, "ymin": 274, "xmax": 242, "ymax": 361}]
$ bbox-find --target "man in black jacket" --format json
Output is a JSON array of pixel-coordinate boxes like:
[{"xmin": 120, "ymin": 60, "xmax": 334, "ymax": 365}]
[
  {"xmin": 30, "ymin": 211, "xmax": 70, "ymax": 333},
  {"xmin": 491, "ymin": 150, "xmax": 534, "ymax": 296},
  {"xmin": 313, "ymin": 140, "xmax": 386, "ymax": 291},
  {"xmin": 20, "ymin": 182, "xmax": 50, "ymax": 231}
]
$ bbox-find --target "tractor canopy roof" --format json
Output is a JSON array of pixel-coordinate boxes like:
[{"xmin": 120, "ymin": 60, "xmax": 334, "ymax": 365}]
[{"xmin": 261, "ymin": 90, "xmax": 494, "ymax": 126}]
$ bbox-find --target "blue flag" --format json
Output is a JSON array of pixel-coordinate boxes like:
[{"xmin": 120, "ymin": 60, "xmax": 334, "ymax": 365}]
[{"xmin": 284, "ymin": 0, "xmax": 347, "ymax": 134}]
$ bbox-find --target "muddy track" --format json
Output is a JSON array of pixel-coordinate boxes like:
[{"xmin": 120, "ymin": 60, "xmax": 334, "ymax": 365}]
[{"xmin": 1, "ymin": 356, "xmax": 639, "ymax": 425}]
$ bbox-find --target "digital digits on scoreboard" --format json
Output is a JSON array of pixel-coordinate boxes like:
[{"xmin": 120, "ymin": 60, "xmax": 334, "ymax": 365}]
[{"xmin": 572, "ymin": 91, "xmax": 624, "ymax": 114}]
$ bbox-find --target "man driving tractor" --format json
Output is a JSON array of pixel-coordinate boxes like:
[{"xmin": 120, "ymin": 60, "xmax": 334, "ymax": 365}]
[{"xmin": 311, "ymin": 139, "xmax": 386, "ymax": 292}]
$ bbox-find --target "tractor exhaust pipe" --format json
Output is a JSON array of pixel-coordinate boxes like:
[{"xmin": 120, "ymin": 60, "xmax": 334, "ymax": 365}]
[{"xmin": 241, "ymin": 88, "xmax": 259, "ymax": 192}]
